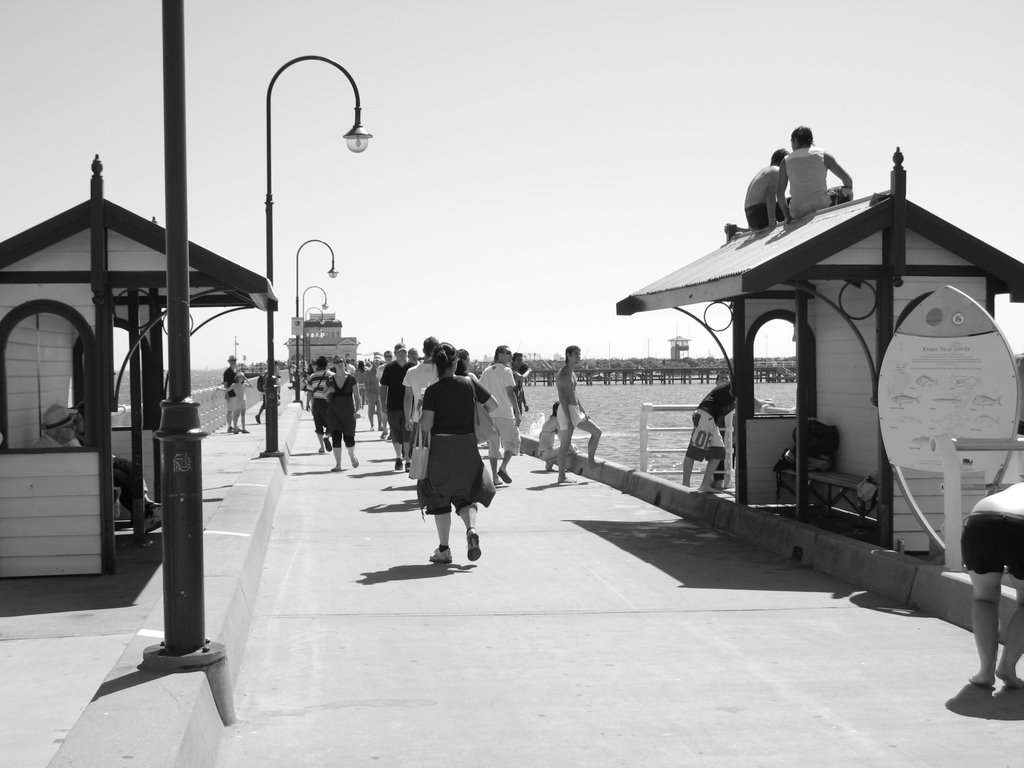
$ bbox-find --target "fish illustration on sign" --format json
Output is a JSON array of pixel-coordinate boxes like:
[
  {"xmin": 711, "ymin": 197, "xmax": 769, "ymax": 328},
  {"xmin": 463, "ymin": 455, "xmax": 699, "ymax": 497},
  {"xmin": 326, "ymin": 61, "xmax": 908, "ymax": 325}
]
[
  {"xmin": 891, "ymin": 394, "xmax": 920, "ymax": 406},
  {"xmin": 972, "ymin": 394, "xmax": 1002, "ymax": 407},
  {"xmin": 878, "ymin": 285, "xmax": 1019, "ymax": 474}
]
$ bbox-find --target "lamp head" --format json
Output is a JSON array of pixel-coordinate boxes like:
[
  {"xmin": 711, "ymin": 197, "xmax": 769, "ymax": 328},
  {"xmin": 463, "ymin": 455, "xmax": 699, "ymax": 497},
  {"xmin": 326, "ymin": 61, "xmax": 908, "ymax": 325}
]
[
  {"xmin": 327, "ymin": 266, "xmax": 339, "ymax": 279},
  {"xmin": 344, "ymin": 124, "xmax": 372, "ymax": 153}
]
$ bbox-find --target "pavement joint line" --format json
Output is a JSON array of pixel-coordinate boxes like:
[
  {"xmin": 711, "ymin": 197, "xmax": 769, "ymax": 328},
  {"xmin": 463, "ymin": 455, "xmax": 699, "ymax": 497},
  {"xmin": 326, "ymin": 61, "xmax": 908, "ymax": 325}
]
[{"xmin": 204, "ymin": 530, "xmax": 251, "ymax": 537}]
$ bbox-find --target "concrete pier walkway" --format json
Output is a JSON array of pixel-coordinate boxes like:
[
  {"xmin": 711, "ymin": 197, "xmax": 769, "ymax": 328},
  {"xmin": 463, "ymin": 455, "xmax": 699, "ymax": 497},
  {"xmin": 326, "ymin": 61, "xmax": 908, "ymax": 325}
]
[
  {"xmin": 4, "ymin": 405, "xmax": 1024, "ymax": 768},
  {"xmin": 215, "ymin": 412, "xmax": 1024, "ymax": 768}
]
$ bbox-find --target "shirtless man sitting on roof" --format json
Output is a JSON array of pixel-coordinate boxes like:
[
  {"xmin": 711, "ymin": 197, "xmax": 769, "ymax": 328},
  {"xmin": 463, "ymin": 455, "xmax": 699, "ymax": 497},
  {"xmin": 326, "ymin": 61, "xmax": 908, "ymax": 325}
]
[{"xmin": 555, "ymin": 345, "xmax": 602, "ymax": 484}]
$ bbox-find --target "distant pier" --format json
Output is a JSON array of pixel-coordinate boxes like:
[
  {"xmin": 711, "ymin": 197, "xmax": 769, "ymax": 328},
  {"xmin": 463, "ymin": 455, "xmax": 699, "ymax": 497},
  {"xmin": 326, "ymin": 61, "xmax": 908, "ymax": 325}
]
[{"xmin": 517, "ymin": 363, "xmax": 797, "ymax": 386}]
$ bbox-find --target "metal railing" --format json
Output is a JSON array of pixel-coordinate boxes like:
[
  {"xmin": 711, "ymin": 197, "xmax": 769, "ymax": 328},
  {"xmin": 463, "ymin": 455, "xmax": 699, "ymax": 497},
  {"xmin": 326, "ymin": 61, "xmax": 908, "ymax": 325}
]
[
  {"xmin": 639, "ymin": 403, "xmax": 734, "ymax": 487},
  {"xmin": 931, "ymin": 435, "xmax": 1024, "ymax": 569}
]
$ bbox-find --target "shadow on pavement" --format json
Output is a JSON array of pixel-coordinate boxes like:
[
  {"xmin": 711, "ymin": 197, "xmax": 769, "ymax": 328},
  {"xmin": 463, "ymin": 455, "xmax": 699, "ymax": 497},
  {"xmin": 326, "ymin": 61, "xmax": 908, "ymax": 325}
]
[
  {"xmin": 571, "ymin": 518, "xmax": 860, "ymax": 596},
  {"xmin": 526, "ymin": 480, "xmax": 589, "ymax": 491},
  {"xmin": 362, "ymin": 500, "xmax": 420, "ymax": 513},
  {"xmin": 91, "ymin": 668, "xmax": 169, "ymax": 702},
  {"xmin": 356, "ymin": 563, "xmax": 476, "ymax": 585},
  {"xmin": 946, "ymin": 683, "xmax": 1024, "ymax": 720},
  {"xmin": 0, "ymin": 532, "xmax": 163, "ymax": 618}
]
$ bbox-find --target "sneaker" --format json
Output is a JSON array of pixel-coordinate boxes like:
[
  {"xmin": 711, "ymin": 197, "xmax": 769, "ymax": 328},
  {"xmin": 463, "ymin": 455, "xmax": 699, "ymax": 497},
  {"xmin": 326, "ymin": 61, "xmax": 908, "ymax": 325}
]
[
  {"xmin": 351, "ymin": 455, "xmax": 359, "ymax": 468},
  {"xmin": 405, "ymin": 461, "xmax": 411, "ymax": 472},
  {"xmin": 255, "ymin": 414, "xmax": 261, "ymax": 424},
  {"xmin": 318, "ymin": 448, "xmax": 326, "ymax": 455},
  {"xmin": 395, "ymin": 458, "xmax": 403, "ymax": 471},
  {"xmin": 467, "ymin": 530, "xmax": 481, "ymax": 561},
  {"xmin": 429, "ymin": 547, "xmax": 452, "ymax": 564},
  {"xmin": 498, "ymin": 468, "xmax": 512, "ymax": 484}
]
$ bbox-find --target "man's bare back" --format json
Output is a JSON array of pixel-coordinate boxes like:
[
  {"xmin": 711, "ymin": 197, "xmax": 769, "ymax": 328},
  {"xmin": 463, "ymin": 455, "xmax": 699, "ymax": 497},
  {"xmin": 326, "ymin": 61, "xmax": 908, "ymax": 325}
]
[{"xmin": 744, "ymin": 165, "xmax": 780, "ymax": 209}]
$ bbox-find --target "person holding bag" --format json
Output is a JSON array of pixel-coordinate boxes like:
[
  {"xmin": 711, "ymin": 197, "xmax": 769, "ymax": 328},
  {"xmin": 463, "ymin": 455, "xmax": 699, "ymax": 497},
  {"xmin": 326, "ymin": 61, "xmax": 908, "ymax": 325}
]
[
  {"xmin": 417, "ymin": 342, "xmax": 498, "ymax": 564},
  {"xmin": 326, "ymin": 355, "xmax": 361, "ymax": 472}
]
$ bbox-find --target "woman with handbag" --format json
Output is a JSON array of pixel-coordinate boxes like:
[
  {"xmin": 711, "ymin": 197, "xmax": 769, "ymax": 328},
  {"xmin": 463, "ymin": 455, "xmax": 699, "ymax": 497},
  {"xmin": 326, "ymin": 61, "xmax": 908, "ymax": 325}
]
[
  {"xmin": 326, "ymin": 355, "xmax": 361, "ymax": 471},
  {"xmin": 418, "ymin": 342, "xmax": 499, "ymax": 564},
  {"xmin": 306, "ymin": 356, "xmax": 334, "ymax": 454}
]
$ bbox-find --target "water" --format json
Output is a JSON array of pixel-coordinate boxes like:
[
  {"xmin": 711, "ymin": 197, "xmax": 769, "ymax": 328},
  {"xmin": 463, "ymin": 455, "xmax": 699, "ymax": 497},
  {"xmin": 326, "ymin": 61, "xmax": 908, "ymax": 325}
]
[
  {"xmin": 518, "ymin": 381, "xmax": 797, "ymax": 472},
  {"xmin": 121, "ymin": 372, "xmax": 796, "ymax": 473}
]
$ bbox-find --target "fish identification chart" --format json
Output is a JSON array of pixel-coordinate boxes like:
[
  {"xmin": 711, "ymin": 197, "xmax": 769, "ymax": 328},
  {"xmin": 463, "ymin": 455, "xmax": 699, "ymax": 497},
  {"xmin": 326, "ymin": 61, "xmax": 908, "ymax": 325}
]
[{"xmin": 878, "ymin": 285, "xmax": 1018, "ymax": 473}]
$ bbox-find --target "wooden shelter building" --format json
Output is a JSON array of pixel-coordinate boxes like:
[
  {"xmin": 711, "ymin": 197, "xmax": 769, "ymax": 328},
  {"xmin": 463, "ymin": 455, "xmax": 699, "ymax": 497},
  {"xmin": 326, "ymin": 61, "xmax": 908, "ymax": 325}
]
[
  {"xmin": 617, "ymin": 151, "xmax": 1024, "ymax": 551},
  {"xmin": 0, "ymin": 158, "xmax": 274, "ymax": 577}
]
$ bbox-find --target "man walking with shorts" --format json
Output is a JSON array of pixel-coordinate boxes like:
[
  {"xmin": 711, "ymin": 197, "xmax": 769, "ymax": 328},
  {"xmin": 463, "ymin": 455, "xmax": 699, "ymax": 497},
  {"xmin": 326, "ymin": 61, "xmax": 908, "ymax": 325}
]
[
  {"xmin": 555, "ymin": 345, "xmax": 602, "ymax": 484},
  {"xmin": 479, "ymin": 345, "xmax": 522, "ymax": 485},
  {"xmin": 380, "ymin": 344, "xmax": 412, "ymax": 471}
]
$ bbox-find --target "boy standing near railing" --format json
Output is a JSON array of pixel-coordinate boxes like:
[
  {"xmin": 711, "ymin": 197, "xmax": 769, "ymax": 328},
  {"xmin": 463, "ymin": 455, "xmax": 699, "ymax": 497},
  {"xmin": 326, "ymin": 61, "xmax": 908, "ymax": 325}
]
[{"xmin": 682, "ymin": 372, "xmax": 735, "ymax": 492}]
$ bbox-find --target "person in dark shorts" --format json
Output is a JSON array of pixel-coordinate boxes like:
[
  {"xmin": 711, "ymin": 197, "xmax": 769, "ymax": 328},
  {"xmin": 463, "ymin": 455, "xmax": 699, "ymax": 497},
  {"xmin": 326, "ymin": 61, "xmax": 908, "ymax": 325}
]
[
  {"xmin": 743, "ymin": 148, "xmax": 788, "ymax": 230},
  {"xmin": 380, "ymin": 344, "xmax": 413, "ymax": 471},
  {"xmin": 961, "ymin": 483, "xmax": 1024, "ymax": 688}
]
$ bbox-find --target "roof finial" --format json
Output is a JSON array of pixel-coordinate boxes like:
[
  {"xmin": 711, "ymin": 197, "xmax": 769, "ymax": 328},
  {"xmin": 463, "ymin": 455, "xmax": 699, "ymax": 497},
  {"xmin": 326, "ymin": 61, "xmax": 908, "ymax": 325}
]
[
  {"xmin": 91, "ymin": 154, "xmax": 103, "ymax": 177},
  {"xmin": 893, "ymin": 146, "xmax": 903, "ymax": 169}
]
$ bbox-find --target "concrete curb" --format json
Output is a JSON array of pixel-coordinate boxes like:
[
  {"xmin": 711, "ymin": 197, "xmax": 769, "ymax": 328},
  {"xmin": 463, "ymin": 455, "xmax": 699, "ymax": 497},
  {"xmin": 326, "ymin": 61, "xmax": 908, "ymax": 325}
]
[
  {"xmin": 47, "ymin": 405, "xmax": 299, "ymax": 768},
  {"xmin": 520, "ymin": 436, "xmax": 1019, "ymax": 634}
]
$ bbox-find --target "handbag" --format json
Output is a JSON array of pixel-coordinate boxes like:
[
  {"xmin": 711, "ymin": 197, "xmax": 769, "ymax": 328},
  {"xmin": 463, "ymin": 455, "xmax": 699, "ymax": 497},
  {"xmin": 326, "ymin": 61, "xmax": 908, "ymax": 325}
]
[
  {"xmin": 474, "ymin": 401, "xmax": 498, "ymax": 444},
  {"xmin": 409, "ymin": 424, "xmax": 429, "ymax": 480}
]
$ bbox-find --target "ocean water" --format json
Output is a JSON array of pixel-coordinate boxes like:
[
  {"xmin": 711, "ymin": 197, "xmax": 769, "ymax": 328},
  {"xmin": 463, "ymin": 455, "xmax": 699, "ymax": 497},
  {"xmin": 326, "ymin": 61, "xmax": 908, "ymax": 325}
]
[
  {"xmin": 121, "ymin": 372, "xmax": 796, "ymax": 473},
  {"xmin": 518, "ymin": 381, "xmax": 797, "ymax": 472}
]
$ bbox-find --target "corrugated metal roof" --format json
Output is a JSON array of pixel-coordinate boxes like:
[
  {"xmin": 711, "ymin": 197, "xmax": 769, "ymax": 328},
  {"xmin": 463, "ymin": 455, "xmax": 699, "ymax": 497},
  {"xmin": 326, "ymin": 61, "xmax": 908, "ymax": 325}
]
[{"xmin": 618, "ymin": 196, "xmax": 884, "ymax": 314}]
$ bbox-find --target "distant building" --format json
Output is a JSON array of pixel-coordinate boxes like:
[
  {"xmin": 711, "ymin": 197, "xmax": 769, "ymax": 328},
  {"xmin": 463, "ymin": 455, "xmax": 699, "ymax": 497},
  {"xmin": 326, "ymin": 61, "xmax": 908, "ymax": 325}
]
[
  {"xmin": 287, "ymin": 312, "xmax": 358, "ymax": 365},
  {"xmin": 668, "ymin": 336, "xmax": 690, "ymax": 360}
]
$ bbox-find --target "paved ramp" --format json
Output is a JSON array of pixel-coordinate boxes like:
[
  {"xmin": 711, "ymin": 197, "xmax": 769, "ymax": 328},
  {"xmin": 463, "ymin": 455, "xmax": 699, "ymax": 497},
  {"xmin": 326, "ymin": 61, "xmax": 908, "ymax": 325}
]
[{"xmin": 216, "ymin": 413, "xmax": 1024, "ymax": 768}]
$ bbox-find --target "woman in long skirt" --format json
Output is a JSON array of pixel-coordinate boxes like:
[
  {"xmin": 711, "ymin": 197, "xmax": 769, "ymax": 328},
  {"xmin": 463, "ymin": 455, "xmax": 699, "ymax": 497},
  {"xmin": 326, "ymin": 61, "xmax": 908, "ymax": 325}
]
[{"xmin": 417, "ymin": 342, "xmax": 498, "ymax": 564}]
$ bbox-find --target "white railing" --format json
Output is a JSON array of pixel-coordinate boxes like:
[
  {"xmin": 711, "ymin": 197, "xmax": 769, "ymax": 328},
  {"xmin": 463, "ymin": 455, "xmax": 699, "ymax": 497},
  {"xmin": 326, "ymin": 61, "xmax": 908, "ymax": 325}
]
[
  {"xmin": 639, "ymin": 403, "xmax": 734, "ymax": 487},
  {"xmin": 931, "ymin": 435, "xmax": 1024, "ymax": 569}
]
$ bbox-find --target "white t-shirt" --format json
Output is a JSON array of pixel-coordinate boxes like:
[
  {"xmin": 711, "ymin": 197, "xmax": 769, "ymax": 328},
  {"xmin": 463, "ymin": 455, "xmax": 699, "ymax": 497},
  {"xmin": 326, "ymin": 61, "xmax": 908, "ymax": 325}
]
[
  {"xmin": 403, "ymin": 362, "xmax": 438, "ymax": 422},
  {"xmin": 479, "ymin": 363, "xmax": 516, "ymax": 420}
]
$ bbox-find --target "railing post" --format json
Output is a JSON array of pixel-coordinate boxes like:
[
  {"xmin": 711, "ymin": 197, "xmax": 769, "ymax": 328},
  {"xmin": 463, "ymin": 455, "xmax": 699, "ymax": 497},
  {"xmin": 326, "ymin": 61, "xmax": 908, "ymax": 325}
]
[{"xmin": 640, "ymin": 403, "xmax": 652, "ymax": 472}]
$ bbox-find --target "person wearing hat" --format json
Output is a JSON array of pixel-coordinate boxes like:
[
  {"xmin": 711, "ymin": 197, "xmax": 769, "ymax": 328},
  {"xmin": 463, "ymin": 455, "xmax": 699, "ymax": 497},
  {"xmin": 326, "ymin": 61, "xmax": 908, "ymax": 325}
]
[
  {"xmin": 222, "ymin": 355, "xmax": 238, "ymax": 432},
  {"xmin": 34, "ymin": 404, "xmax": 81, "ymax": 448}
]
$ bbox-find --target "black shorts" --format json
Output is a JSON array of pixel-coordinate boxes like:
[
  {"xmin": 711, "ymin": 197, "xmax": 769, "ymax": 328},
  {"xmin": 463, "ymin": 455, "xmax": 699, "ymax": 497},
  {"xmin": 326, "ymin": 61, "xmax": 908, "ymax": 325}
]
[
  {"xmin": 426, "ymin": 497, "xmax": 476, "ymax": 516},
  {"xmin": 744, "ymin": 203, "xmax": 785, "ymax": 230},
  {"xmin": 961, "ymin": 513, "xmax": 1024, "ymax": 578}
]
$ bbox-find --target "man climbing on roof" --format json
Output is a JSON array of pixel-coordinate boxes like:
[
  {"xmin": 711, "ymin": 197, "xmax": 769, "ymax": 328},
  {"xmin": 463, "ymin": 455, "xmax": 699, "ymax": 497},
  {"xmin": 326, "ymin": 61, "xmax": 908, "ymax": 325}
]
[{"xmin": 777, "ymin": 125, "xmax": 853, "ymax": 222}]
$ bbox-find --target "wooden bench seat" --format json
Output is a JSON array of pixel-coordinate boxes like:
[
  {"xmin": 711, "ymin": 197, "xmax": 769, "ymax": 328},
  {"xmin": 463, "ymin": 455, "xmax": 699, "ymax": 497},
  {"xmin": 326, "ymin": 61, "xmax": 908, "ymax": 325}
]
[{"xmin": 775, "ymin": 467, "xmax": 877, "ymax": 516}]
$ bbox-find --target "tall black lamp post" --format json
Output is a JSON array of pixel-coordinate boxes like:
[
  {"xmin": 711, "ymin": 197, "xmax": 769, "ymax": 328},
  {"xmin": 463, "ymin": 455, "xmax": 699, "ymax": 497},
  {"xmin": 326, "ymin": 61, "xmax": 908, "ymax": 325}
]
[
  {"xmin": 293, "ymin": 240, "xmax": 337, "ymax": 402},
  {"xmin": 262, "ymin": 56, "xmax": 370, "ymax": 458},
  {"xmin": 301, "ymin": 285, "xmax": 329, "ymax": 375}
]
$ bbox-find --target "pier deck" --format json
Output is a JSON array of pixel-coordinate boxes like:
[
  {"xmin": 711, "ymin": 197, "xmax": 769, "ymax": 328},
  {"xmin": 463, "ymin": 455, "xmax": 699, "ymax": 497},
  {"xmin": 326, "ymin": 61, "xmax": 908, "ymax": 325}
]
[{"xmin": 4, "ymin": 406, "xmax": 1021, "ymax": 768}]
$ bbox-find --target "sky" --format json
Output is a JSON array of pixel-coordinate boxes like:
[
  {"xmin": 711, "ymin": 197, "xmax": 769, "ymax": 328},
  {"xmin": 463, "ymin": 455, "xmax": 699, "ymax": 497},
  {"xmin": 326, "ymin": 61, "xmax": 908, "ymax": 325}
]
[{"xmin": 3, "ymin": 0, "xmax": 1023, "ymax": 369}]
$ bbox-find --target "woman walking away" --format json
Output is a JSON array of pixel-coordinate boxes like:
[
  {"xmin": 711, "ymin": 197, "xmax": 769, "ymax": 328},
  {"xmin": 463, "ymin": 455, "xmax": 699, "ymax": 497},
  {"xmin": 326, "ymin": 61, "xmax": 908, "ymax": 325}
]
[
  {"xmin": 306, "ymin": 356, "xmax": 334, "ymax": 454},
  {"xmin": 327, "ymin": 355, "xmax": 361, "ymax": 471},
  {"xmin": 961, "ymin": 483, "xmax": 1024, "ymax": 688},
  {"xmin": 418, "ymin": 342, "xmax": 498, "ymax": 564}
]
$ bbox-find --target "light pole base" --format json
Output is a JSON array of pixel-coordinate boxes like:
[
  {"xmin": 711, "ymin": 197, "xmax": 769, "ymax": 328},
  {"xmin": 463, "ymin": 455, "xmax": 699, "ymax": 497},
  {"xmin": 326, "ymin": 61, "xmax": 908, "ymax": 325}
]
[{"xmin": 141, "ymin": 641, "xmax": 235, "ymax": 725}]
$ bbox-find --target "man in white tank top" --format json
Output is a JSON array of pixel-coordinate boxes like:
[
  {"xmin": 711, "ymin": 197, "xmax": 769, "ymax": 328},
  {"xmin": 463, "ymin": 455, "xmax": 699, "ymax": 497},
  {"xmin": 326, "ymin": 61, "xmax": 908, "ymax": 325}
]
[{"xmin": 777, "ymin": 126, "xmax": 853, "ymax": 221}]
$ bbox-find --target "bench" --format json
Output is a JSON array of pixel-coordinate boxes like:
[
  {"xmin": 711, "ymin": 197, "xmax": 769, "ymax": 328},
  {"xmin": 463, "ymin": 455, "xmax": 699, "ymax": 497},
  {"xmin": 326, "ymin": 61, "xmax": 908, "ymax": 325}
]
[{"xmin": 775, "ymin": 467, "xmax": 877, "ymax": 516}]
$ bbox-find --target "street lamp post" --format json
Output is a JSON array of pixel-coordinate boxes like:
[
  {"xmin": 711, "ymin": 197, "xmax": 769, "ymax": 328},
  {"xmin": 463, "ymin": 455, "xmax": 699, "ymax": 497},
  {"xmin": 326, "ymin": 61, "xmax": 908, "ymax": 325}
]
[
  {"xmin": 262, "ymin": 55, "xmax": 371, "ymax": 458},
  {"xmin": 300, "ymin": 285, "xmax": 329, "ymax": 375},
  {"xmin": 303, "ymin": 307, "xmax": 326, "ymax": 371},
  {"xmin": 293, "ymin": 240, "xmax": 337, "ymax": 402}
]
